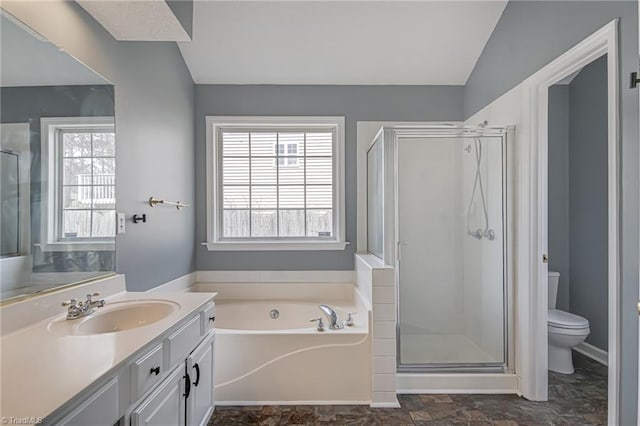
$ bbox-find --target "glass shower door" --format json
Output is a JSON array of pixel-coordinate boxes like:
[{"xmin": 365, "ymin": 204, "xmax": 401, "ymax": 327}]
[{"xmin": 396, "ymin": 134, "xmax": 506, "ymax": 370}]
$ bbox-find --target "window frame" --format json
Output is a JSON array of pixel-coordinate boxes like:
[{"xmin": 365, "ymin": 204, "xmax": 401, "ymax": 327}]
[
  {"xmin": 40, "ymin": 117, "xmax": 116, "ymax": 252},
  {"xmin": 204, "ymin": 116, "xmax": 347, "ymax": 251}
]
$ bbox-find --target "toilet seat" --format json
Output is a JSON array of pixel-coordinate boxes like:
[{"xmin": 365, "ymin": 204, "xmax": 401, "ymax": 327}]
[
  {"xmin": 548, "ymin": 309, "xmax": 589, "ymax": 330},
  {"xmin": 548, "ymin": 324, "xmax": 590, "ymax": 336}
]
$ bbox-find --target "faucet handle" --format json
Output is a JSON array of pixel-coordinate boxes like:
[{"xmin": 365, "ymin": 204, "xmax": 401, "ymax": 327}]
[
  {"xmin": 310, "ymin": 317, "xmax": 325, "ymax": 332},
  {"xmin": 346, "ymin": 312, "xmax": 357, "ymax": 327},
  {"xmin": 86, "ymin": 292, "xmax": 105, "ymax": 308},
  {"xmin": 86, "ymin": 292, "xmax": 100, "ymax": 301},
  {"xmin": 61, "ymin": 298, "xmax": 77, "ymax": 307}
]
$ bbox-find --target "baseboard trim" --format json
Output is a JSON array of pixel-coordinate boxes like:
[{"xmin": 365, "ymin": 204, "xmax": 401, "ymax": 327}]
[
  {"xmin": 397, "ymin": 373, "xmax": 518, "ymax": 394},
  {"xmin": 574, "ymin": 342, "xmax": 608, "ymax": 366},
  {"xmin": 147, "ymin": 272, "xmax": 197, "ymax": 293},
  {"xmin": 216, "ymin": 400, "xmax": 370, "ymax": 406},
  {"xmin": 370, "ymin": 401, "xmax": 401, "ymax": 408},
  {"xmin": 196, "ymin": 270, "xmax": 355, "ymax": 283}
]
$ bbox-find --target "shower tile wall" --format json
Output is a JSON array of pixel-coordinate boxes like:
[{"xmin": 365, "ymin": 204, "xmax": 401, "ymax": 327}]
[
  {"xmin": 463, "ymin": 137, "xmax": 505, "ymax": 361},
  {"xmin": 462, "ymin": 137, "xmax": 505, "ymax": 362}
]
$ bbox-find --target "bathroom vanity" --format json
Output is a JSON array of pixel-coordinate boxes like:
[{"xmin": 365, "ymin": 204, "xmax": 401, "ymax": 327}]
[
  {"xmin": 0, "ymin": 276, "xmax": 216, "ymax": 426},
  {"xmin": 0, "ymin": 9, "xmax": 218, "ymax": 425}
]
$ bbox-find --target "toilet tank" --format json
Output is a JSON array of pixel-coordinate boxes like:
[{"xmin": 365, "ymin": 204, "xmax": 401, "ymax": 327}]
[{"xmin": 548, "ymin": 271, "xmax": 560, "ymax": 309}]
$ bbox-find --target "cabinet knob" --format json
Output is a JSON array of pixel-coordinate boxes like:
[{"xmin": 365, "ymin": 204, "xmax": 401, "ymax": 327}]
[
  {"xmin": 149, "ymin": 366, "xmax": 160, "ymax": 376},
  {"xmin": 208, "ymin": 316, "xmax": 215, "ymax": 322}
]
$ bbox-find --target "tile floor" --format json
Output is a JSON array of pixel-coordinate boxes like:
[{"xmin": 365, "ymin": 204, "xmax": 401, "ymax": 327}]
[{"xmin": 209, "ymin": 352, "xmax": 607, "ymax": 425}]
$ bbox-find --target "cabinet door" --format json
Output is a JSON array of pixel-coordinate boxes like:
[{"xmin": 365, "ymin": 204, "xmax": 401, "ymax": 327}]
[
  {"xmin": 131, "ymin": 364, "xmax": 185, "ymax": 426},
  {"xmin": 58, "ymin": 377, "xmax": 119, "ymax": 426},
  {"xmin": 187, "ymin": 331, "xmax": 215, "ymax": 426}
]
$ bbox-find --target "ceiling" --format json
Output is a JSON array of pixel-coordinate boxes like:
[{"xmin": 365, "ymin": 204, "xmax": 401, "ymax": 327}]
[
  {"xmin": 178, "ymin": 1, "xmax": 508, "ymax": 85},
  {"xmin": 76, "ymin": 0, "xmax": 191, "ymax": 41},
  {"xmin": 1, "ymin": 14, "xmax": 109, "ymax": 87}
]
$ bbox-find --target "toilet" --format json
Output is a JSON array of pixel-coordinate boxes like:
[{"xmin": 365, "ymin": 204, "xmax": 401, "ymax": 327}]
[{"xmin": 548, "ymin": 271, "xmax": 590, "ymax": 374}]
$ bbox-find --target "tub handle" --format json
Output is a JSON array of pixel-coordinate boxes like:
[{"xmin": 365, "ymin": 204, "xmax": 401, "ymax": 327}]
[{"xmin": 310, "ymin": 317, "xmax": 325, "ymax": 332}]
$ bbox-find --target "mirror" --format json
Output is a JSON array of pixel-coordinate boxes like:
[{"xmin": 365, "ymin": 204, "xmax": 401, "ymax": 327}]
[{"xmin": 0, "ymin": 12, "xmax": 116, "ymax": 303}]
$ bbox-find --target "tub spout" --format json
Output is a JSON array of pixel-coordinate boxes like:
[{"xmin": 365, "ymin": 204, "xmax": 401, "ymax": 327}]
[{"xmin": 319, "ymin": 304, "xmax": 344, "ymax": 330}]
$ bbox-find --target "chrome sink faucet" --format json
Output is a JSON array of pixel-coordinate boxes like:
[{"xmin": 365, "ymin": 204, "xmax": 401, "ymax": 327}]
[
  {"xmin": 62, "ymin": 292, "xmax": 105, "ymax": 320},
  {"xmin": 319, "ymin": 304, "xmax": 344, "ymax": 330}
]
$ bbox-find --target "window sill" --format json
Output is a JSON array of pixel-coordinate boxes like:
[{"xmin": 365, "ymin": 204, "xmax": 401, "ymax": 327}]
[
  {"xmin": 202, "ymin": 241, "xmax": 349, "ymax": 251},
  {"xmin": 36, "ymin": 241, "xmax": 115, "ymax": 252}
]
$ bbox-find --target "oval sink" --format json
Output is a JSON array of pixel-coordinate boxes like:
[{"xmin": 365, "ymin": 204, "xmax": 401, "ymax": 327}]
[{"xmin": 49, "ymin": 300, "xmax": 180, "ymax": 336}]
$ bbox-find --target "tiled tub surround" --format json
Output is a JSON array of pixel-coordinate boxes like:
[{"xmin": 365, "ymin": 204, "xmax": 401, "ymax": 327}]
[
  {"xmin": 0, "ymin": 275, "xmax": 216, "ymax": 424},
  {"xmin": 355, "ymin": 254, "xmax": 398, "ymax": 408},
  {"xmin": 188, "ymin": 281, "xmax": 372, "ymax": 405}
]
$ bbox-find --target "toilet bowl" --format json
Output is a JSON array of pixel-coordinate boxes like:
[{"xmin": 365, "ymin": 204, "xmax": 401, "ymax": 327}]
[{"xmin": 547, "ymin": 271, "xmax": 590, "ymax": 374}]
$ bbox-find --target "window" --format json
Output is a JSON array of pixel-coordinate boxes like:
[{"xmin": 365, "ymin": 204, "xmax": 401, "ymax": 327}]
[
  {"xmin": 205, "ymin": 116, "xmax": 346, "ymax": 251},
  {"xmin": 276, "ymin": 142, "xmax": 299, "ymax": 166},
  {"xmin": 41, "ymin": 117, "xmax": 115, "ymax": 251}
]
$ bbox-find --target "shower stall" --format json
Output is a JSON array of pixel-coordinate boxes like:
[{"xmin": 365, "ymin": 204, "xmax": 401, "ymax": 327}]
[{"xmin": 367, "ymin": 125, "xmax": 513, "ymax": 372}]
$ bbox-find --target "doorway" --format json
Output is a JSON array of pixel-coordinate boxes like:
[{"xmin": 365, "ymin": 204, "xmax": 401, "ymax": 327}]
[
  {"xmin": 546, "ymin": 54, "xmax": 609, "ymax": 422},
  {"xmin": 522, "ymin": 20, "xmax": 619, "ymax": 424}
]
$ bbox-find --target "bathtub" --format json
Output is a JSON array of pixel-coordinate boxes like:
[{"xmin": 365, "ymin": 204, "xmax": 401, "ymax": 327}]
[{"xmin": 189, "ymin": 282, "xmax": 371, "ymax": 405}]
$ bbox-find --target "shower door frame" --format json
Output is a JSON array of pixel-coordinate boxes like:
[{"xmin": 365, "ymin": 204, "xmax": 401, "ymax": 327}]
[{"xmin": 388, "ymin": 127, "xmax": 515, "ymax": 373}]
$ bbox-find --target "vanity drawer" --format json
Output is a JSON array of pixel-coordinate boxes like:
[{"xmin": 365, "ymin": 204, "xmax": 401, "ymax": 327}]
[
  {"xmin": 200, "ymin": 303, "xmax": 216, "ymax": 335},
  {"xmin": 164, "ymin": 314, "xmax": 200, "ymax": 368},
  {"xmin": 130, "ymin": 343, "xmax": 164, "ymax": 401}
]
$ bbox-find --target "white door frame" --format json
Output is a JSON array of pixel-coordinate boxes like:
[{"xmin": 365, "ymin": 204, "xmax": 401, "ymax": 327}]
[
  {"xmin": 518, "ymin": 20, "xmax": 619, "ymax": 424},
  {"xmin": 637, "ymin": 2, "xmax": 640, "ymax": 423}
]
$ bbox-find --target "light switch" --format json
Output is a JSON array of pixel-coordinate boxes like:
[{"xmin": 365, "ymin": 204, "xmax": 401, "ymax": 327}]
[{"xmin": 117, "ymin": 213, "xmax": 126, "ymax": 234}]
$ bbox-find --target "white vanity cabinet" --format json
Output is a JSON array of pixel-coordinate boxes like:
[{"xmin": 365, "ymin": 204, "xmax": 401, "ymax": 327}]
[
  {"xmin": 128, "ymin": 300, "xmax": 216, "ymax": 426},
  {"xmin": 57, "ymin": 377, "xmax": 120, "ymax": 426},
  {"xmin": 187, "ymin": 332, "xmax": 215, "ymax": 426},
  {"xmin": 42, "ymin": 301, "xmax": 216, "ymax": 426},
  {"xmin": 130, "ymin": 331, "xmax": 215, "ymax": 426},
  {"xmin": 130, "ymin": 365, "xmax": 186, "ymax": 426}
]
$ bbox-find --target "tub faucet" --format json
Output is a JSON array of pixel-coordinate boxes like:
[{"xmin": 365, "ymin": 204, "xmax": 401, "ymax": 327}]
[{"xmin": 319, "ymin": 304, "xmax": 344, "ymax": 330}]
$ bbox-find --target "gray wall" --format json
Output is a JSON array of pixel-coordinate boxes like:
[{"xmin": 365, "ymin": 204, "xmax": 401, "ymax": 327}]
[
  {"xmin": 548, "ymin": 57, "xmax": 609, "ymax": 351},
  {"xmin": 194, "ymin": 85, "xmax": 464, "ymax": 270},
  {"xmin": 465, "ymin": 2, "xmax": 638, "ymax": 422},
  {"xmin": 569, "ymin": 57, "xmax": 608, "ymax": 351},
  {"xmin": 166, "ymin": 0, "xmax": 192, "ymax": 39},
  {"xmin": 3, "ymin": 1, "xmax": 196, "ymax": 291},
  {"xmin": 547, "ymin": 84, "xmax": 570, "ymax": 312},
  {"xmin": 114, "ymin": 42, "xmax": 194, "ymax": 291}
]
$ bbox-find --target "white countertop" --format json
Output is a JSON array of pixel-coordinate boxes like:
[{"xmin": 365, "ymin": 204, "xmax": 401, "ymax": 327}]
[{"xmin": 0, "ymin": 290, "xmax": 215, "ymax": 423}]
